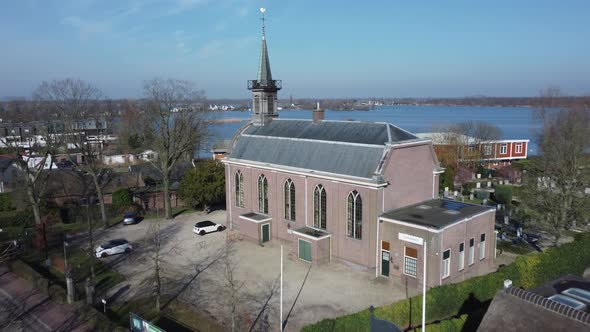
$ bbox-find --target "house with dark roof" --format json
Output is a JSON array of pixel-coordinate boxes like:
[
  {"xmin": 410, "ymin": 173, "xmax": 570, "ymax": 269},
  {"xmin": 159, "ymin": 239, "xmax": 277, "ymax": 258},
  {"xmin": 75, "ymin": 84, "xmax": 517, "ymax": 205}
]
[
  {"xmin": 222, "ymin": 14, "xmax": 496, "ymax": 288},
  {"xmin": 478, "ymin": 275, "xmax": 590, "ymax": 331},
  {"xmin": 0, "ymin": 155, "xmax": 21, "ymax": 193}
]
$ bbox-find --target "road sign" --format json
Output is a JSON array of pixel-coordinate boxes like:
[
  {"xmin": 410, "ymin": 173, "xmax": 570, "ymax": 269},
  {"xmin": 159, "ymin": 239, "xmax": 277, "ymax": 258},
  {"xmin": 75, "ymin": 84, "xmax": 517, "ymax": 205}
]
[{"xmin": 130, "ymin": 312, "xmax": 165, "ymax": 332}]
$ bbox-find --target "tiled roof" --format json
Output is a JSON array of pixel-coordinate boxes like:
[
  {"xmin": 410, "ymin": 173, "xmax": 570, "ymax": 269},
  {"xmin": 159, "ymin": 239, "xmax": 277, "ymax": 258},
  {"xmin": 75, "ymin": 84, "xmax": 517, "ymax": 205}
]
[
  {"xmin": 244, "ymin": 119, "xmax": 416, "ymax": 145},
  {"xmin": 230, "ymin": 135, "xmax": 385, "ymax": 179},
  {"xmin": 229, "ymin": 119, "xmax": 421, "ymax": 180}
]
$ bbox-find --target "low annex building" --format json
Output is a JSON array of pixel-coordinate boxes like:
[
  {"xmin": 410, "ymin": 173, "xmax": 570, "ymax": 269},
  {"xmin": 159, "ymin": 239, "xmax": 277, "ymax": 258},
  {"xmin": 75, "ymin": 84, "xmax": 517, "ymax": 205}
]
[{"xmin": 222, "ymin": 13, "xmax": 497, "ymax": 288}]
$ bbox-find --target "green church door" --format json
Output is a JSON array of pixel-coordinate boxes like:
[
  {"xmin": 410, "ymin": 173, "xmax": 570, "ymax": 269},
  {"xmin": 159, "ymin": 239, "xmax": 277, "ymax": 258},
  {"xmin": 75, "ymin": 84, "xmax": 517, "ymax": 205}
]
[
  {"xmin": 298, "ymin": 239, "xmax": 312, "ymax": 263},
  {"xmin": 381, "ymin": 250, "xmax": 390, "ymax": 277},
  {"xmin": 261, "ymin": 223, "xmax": 270, "ymax": 243}
]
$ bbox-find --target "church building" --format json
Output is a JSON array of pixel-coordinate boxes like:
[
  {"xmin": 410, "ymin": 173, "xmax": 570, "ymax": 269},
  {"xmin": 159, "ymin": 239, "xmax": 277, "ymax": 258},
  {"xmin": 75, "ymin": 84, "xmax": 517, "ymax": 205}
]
[{"xmin": 222, "ymin": 14, "xmax": 497, "ymax": 289}]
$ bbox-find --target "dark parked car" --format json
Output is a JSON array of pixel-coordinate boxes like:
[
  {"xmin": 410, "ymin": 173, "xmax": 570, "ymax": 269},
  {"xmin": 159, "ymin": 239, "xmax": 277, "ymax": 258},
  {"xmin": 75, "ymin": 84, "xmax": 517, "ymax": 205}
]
[{"xmin": 123, "ymin": 212, "xmax": 139, "ymax": 225}]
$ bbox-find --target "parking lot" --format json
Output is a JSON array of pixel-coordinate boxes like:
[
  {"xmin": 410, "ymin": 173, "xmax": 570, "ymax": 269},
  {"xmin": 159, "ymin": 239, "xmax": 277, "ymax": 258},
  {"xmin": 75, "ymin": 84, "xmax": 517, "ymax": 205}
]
[{"xmin": 97, "ymin": 210, "xmax": 415, "ymax": 331}]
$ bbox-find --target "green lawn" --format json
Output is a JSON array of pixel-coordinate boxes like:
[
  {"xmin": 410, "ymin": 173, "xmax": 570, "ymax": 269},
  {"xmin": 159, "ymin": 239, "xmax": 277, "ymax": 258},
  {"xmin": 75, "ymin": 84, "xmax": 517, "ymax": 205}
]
[{"xmin": 108, "ymin": 297, "xmax": 223, "ymax": 331}]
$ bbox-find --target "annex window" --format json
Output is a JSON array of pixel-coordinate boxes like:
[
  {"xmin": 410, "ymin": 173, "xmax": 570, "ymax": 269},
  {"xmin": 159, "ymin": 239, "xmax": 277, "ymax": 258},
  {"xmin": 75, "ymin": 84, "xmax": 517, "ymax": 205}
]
[
  {"xmin": 515, "ymin": 143, "xmax": 523, "ymax": 154},
  {"xmin": 458, "ymin": 242, "xmax": 465, "ymax": 271},
  {"xmin": 313, "ymin": 184, "xmax": 327, "ymax": 230},
  {"xmin": 404, "ymin": 247, "xmax": 418, "ymax": 278},
  {"xmin": 442, "ymin": 249, "xmax": 451, "ymax": 278},
  {"xmin": 484, "ymin": 144, "xmax": 492, "ymax": 156},
  {"xmin": 500, "ymin": 143, "xmax": 507, "ymax": 154},
  {"xmin": 468, "ymin": 238, "xmax": 475, "ymax": 265},
  {"xmin": 234, "ymin": 170, "xmax": 244, "ymax": 208},
  {"xmin": 480, "ymin": 233, "xmax": 486, "ymax": 260},
  {"xmin": 347, "ymin": 191, "xmax": 362, "ymax": 239},
  {"xmin": 258, "ymin": 174, "xmax": 268, "ymax": 214},
  {"xmin": 284, "ymin": 179, "xmax": 296, "ymax": 221}
]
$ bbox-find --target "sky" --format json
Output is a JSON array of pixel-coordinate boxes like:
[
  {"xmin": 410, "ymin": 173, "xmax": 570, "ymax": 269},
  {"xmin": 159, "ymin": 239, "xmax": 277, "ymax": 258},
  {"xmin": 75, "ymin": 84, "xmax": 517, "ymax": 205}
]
[{"xmin": 1, "ymin": 0, "xmax": 590, "ymax": 99}]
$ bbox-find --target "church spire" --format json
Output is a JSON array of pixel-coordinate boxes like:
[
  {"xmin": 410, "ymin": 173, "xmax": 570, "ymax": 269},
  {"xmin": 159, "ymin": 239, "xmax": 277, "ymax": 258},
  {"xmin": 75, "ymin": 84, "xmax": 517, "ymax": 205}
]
[
  {"xmin": 257, "ymin": 8, "xmax": 272, "ymax": 85},
  {"xmin": 248, "ymin": 8, "xmax": 281, "ymax": 125}
]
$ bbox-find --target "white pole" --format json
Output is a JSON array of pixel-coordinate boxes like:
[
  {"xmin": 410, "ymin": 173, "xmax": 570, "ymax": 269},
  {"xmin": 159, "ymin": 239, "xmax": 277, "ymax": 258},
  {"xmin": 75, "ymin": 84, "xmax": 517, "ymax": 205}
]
[
  {"xmin": 280, "ymin": 245, "xmax": 283, "ymax": 332},
  {"xmin": 422, "ymin": 241, "xmax": 427, "ymax": 331}
]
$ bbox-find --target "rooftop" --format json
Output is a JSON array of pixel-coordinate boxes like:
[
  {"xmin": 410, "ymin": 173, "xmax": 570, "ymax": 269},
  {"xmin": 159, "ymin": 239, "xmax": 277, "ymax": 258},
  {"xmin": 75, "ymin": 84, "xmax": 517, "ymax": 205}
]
[
  {"xmin": 229, "ymin": 119, "xmax": 424, "ymax": 180},
  {"xmin": 478, "ymin": 275, "xmax": 590, "ymax": 331},
  {"xmin": 381, "ymin": 199, "xmax": 494, "ymax": 230},
  {"xmin": 244, "ymin": 119, "xmax": 416, "ymax": 145},
  {"xmin": 292, "ymin": 226, "xmax": 331, "ymax": 239}
]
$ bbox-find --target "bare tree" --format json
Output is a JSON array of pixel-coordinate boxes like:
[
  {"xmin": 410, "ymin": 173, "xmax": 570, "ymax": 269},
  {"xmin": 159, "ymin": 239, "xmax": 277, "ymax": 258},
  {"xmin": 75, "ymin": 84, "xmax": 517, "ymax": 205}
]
[
  {"xmin": 146, "ymin": 219, "xmax": 164, "ymax": 312},
  {"xmin": 221, "ymin": 242, "xmax": 246, "ymax": 332},
  {"xmin": 33, "ymin": 79, "xmax": 114, "ymax": 227},
  {"xmin": 519, "ymin": 106, "xmax": 590, "ymax": 245},
  {"xmin": 0, "ymin": 111, "xmax": 57, "ymax": 225},
  {"xmin": 141, "ymin": 78, "xmax": 208, "ymax": 219}
]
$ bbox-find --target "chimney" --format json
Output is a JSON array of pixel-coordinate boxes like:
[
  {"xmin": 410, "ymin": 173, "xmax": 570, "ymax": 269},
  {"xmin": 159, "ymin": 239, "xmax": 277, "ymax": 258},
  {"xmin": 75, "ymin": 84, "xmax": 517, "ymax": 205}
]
[{"xmin": 313, "ymin": 102, "xmax": 324, "ymax": 124}]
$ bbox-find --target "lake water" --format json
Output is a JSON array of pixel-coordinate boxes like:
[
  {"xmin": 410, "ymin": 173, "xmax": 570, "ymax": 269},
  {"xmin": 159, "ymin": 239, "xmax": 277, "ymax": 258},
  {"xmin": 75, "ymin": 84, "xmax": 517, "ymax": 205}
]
[{"xmin": 206, "ymin": 105, "xmax": 546, "ymax": 156}]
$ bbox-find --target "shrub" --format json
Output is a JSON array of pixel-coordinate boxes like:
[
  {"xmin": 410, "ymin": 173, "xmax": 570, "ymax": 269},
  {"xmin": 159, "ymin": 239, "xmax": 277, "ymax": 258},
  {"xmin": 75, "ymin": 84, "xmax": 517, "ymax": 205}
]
[
  {"xmin": 439, "ymin": 167, "xmax": 454, "ymax": 192},
  {"xmin": 303, "ymin": 233, "xmax": 590, "ymax": 331},
  {"xmin": 0, "ymin": 193, "xmax": 13, "ymax": 212},
  {"xmin": 493, "ymin": 185, "xmax": 513, "ymax": 205},
  {"xmin": 0, "ymin": 209, "xmax": 34, "ymax": 228},
  {"xmin": 112, "ymin": 188, "xmax": 133, "ymax": 208},
  {"xmin": 177, "ymin": 160, "xmax": 225, "ymax": 210},
  {"xmin": 474, "ymin": 190, "xmax": 490, "ymax": 200}
]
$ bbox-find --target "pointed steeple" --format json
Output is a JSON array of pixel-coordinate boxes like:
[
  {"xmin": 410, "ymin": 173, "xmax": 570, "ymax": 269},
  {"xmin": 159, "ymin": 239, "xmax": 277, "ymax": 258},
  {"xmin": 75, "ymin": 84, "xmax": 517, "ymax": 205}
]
[
  {"xmin": 248, "ymin": 8, "xmax": 281, "ymax": 125},
  {"xmin": 257, "ymin": 10, "xmax": 273, "ymax": 85}
]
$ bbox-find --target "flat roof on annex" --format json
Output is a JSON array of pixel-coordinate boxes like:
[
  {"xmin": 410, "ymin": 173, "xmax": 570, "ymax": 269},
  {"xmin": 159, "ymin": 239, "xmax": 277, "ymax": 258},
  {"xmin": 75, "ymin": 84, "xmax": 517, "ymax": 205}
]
[{"xmin": 381, "ymin": 199, "xmax": 494, "ymax": 230}]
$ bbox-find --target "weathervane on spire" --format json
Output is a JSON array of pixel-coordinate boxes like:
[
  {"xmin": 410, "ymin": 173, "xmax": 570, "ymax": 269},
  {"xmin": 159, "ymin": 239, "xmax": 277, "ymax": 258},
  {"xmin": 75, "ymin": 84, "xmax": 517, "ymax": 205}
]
[{"xmin": 260, "ymin": 7, "xmax": 266, "ymax": 40}]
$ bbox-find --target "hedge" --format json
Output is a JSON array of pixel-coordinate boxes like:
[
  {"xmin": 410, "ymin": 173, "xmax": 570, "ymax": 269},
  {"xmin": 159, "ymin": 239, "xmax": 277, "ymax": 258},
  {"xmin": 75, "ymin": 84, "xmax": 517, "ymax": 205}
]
[
  {"xmin": 0, "ymin": 193, "xmax": 13, "ymax": 212},
  {"xmin": 302, "ymin": 233, "xmax": 590, "ymax": 332},
  {"xmin": 0, "ymin": 209, "xmax": 34, "ymax": 227}
]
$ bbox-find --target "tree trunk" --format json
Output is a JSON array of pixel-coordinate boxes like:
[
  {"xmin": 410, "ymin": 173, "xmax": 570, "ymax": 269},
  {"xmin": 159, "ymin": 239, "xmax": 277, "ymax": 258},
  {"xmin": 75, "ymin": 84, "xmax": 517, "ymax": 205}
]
[
  {"xmin": 26, "ymin": 184, "xmax": 42, "ymax": 225},
  {"xmin": 87, "ymin": 212, "xmax": 96, "ymax": 281},
  {"xmin": 163, "ymin": 176, "xmax": 172, "ymax": 220},
  {"xmin": 91, "ymin": 174, "xmax": 108, "ymax": 227}
]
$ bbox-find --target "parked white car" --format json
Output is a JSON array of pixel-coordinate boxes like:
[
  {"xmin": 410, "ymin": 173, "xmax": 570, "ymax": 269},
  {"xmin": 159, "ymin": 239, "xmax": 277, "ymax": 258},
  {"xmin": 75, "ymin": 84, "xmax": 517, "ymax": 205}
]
[
  {"xmin": 95, "ymin": 239, "xmax": 132, "ymax": 258},
  {"xmin": 193, "ymin": 220, "xmax": 224, "ymax": 236}
]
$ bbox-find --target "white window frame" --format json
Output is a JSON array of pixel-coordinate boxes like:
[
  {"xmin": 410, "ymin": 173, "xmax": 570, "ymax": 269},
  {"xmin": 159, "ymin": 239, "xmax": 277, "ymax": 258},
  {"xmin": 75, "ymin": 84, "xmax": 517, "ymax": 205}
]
[
  {"xmin": 442, "ymin": 249, "xmax": 451, "ymax": 279},
  {"xmin": 403, "ymin": 246, "xmax": 418, "ymax": 278},
  {"xmin": 500, "ymin": 143, "xmax": 507, "ymax": 154},
  {"xmin": 468, "ymin": 238, "xmax": 475, "ymax": 265},
  {"xmin": 458, "ymin": 242, "xmax": 465, "ymax": 271},
  {"xmin": 480, "ymin": 233, "xmax": 486, "ymax": 260},
  {"xmin": 234, "ymin": 170, "xmax": 244, "ymax": 208},
  {"xmin": 346, "ymin": 190, "xmax": 362, "ymax": 240},
  {"xmin": 484, "ymin": 144, "xmax": 492, "ymax": 156},
  {"xmin": 515, "ymin": 143, "xmax": 523, "ymax": 154}
]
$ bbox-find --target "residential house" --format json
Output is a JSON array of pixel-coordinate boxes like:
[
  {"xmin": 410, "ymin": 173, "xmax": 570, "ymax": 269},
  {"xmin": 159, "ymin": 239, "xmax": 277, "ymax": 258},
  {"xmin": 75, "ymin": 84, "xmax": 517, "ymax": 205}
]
[
  {"xmin": 478, "ymin": 275, "xmax": 590, "ymax": 331},
  {"xmin": 415, "ymin": 132, "xmax": 529, "ymax": 169}
]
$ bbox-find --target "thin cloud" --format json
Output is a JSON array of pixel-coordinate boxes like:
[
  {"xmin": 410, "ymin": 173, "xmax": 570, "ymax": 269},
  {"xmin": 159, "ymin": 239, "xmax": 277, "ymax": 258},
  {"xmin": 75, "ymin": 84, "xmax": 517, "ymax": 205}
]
[
  {"xmin": 61, "ymin": 15, "xmax": 110, "ymax": 41},
  {"xmin": 167, "ymin": 0, "xmax": 210, "ymax": 16},
  {"xmin": 196, "ymin": 35, "xmax": 256, "ymax": 58},
  {"xmin": 237, "ymin": 7, "xmax": 248, "ymax": 17}
]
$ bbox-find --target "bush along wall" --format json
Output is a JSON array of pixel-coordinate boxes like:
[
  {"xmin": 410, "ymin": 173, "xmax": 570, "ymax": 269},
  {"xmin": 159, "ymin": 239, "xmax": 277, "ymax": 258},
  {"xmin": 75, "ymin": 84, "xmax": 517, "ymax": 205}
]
[{"xmin": 302, "ymin": 233, "xmax": 590, "ymax": 332}]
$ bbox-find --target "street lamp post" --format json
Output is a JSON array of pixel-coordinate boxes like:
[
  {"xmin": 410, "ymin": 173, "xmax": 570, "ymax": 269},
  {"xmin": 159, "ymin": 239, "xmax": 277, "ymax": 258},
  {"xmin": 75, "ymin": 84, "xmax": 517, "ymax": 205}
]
[{"xmin": 63, "ymin": 240, "xmax": 69, "ymax": 274}]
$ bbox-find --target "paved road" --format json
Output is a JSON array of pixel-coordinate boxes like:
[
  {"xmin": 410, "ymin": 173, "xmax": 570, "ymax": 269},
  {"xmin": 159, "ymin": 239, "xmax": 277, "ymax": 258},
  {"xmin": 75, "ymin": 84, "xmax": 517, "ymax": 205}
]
[{"xmin": 0, "ymin": 268, "xmax": 89, "ymax": 332}]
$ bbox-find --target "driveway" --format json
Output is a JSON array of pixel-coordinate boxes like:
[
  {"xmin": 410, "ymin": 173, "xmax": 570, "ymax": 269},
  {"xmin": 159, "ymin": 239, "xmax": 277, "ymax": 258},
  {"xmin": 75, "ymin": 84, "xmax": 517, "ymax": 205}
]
[{"xmin": 97, "ymin": 210, "xmax": 413, "ymax": 331}]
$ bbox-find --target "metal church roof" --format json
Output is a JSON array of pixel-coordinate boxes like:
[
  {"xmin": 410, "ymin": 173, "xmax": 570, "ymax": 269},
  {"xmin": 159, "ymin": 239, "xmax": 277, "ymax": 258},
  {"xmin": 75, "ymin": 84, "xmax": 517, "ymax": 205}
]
[
  {"xmin": 228, "ymin": 119, "xmax": 423, "ymax": 180},
  {"xmin": 244, "ymin": 119, "xmax": 416, "ymax": 145}
]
